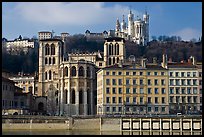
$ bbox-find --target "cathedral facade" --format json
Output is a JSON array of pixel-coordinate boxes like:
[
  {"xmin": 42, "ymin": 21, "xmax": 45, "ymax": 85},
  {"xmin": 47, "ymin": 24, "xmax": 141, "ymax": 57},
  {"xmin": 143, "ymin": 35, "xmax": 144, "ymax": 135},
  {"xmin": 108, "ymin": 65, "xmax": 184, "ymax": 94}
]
[{"xmin": 115, "ymin": 10, "xmax": 149, "ymax": 46}]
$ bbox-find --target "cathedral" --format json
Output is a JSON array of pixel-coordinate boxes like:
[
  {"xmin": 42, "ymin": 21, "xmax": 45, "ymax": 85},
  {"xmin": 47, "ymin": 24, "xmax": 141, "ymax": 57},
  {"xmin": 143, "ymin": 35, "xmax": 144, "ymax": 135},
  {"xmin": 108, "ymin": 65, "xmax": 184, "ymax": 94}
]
[{"xmin": 114, "ymin": 10, "xmax": 149, "ymax": 46}]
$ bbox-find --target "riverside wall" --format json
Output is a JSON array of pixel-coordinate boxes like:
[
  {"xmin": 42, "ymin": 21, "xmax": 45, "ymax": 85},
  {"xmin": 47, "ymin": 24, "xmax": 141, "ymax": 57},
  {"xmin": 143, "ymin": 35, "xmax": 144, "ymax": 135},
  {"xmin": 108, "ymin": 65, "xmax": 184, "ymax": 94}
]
[{"xmin": 2, "ymin": 115, "xmax": 202, "ymax": 132}]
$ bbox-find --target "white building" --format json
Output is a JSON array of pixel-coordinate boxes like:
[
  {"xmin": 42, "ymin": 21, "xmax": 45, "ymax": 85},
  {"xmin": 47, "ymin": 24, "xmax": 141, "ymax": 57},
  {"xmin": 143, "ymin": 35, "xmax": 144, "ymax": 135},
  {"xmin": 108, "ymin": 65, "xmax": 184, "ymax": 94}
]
[
  {"xmin": 38, "ymin": 31, "xmax": 53, "ymax": 40},
  {"xmin": 114, "ymin": 10, "xmax": 149, "ymax": 46}
]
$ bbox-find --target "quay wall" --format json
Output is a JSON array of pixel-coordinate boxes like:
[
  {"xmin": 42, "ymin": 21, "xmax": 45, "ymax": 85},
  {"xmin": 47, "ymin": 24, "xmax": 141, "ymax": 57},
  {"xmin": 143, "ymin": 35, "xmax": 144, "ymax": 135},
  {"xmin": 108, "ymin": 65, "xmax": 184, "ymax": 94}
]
[{"xmin": 2, "ymin": 115, "xmax": 202, "ymax": 132}]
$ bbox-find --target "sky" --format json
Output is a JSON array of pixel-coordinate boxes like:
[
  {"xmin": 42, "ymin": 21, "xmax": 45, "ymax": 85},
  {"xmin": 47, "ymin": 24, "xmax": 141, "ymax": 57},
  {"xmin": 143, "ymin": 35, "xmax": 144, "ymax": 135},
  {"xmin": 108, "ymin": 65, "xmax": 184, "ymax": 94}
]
[{"xmin": 2, "ymin": 2, "xmax": 202, "ymax": 41}]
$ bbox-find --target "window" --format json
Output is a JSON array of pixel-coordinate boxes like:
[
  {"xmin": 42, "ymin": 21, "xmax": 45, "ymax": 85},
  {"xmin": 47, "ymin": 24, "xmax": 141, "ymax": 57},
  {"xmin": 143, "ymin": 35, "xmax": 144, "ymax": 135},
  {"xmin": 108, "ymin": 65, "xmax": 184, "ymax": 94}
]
[
  {"xmin": 161, "ymin": 72, "xmax": 165, "ymax": 75},
  {"xmin": 106, "ymin": 79, "xmax": 110, "ymax": 85},
  {"xmin": 187, "ymin": 72, "xmax": 191, "ymax": 77},
  {"xmin": 170, "ymin": 79, "xmax": 174, "ymax": 85},
  {"xmin": 154, "ymin": 79, "xmax": 158, "ymax": 85},
  {"xmin": 170, "ymin": 88, "xmax": 174, "ymax": 94},
  {"xmin": 170, "ymin": 96, "xmax": 174, "ymax": 103},
  {"xmin": 200, "ymin": 97, "xmax": 202, "ymax": 103},
  {"xmin": 106, "ymin": 88, "xmax": 110, "ymax": 94},
  {"xmin": 148, "ymin": 88, "xmax": 151, "ymax": 94},
  {"xmin": 181, "ymin": 79, "xmax": 185, "ymax": 85},
  {"xmin": 181, "ymin": 72, "xmax": 185, "ymax": 77},
  {"xmin": 99, "ymin": 63, "xmax": 102, "ymax": 66},
  {"xmin": 140, "ymin": 97, "xmax": 143, "ymax": 104},
  {"xmin": 118, "ymin": 88, "xmax": 122, "ymax": 94},
  {"xmin": 106, "ymin": 97, "xmax": 110, "ymax": 103},
  {"xmin": 175, "ymin": 72, "xmax": 179, "ymax": 77},
  {"xmin": 126, "ymin": 72, "xmax": 129, "ymax": 75},
  {"xmin": 193, "ymin": 80, "xmax": 197, "ymax": 85},
  {"xmin": 53, "ymin": 57, "xmax": 55, "ymax": 64},
  {"xmin": 193, "ymin": 88, "xmax": 197, "ymax": 94},
  {"xmin": 148, "ymin": 79, "xmax": 151, "ymax": 85},
  {"xmin": 148, "ymin": 107, "xmax": 151, "ymax": 112},
  {"xmin": 187, "ymin": 88, "xmax": 191, "ymax": 94},
  {"xmin": 162, "ymin": 88, "xmax": 166, "ymax": 94},
  {"xmin": 155, "ymin": 97, "xmax": 158, "ymax": 104},
  {"xmin": 49, "ymin": 57, "xmax": 51, "ymax": 64},
  {"xmin": 65, "ymin": 67, "xmax": 68, "ymax": 77},
  {"xmin": 140, "ymin": 107, "xmax": 143, "ymax": 112},
  {"xmin": 140, "ymin": 79, "xmax": 143, "ymax": 85},
  {"xmin": 154, "ymin": 72, "xmax": 158, "ymax": 76},
  {"xmin": 118, "ymin": 71, "xmax": 122, "ymax": 75},
  {"xmin": 140, "ymin": 88, "xmax": 144, "ymax": 94},
  {"xmin": 112, "ymin": 79, "xmax": 116, "ymax": 85},
  {"xmin": 133, "ymin": 79, "xmax": 136, "ymax": 85},
  {"xmin": 193, "ymin": 96, "xmax": 197, "ymax": 103},
  {"xmin": 193, "ymin": 72, "xmax": 196, "ymax": 77},
  {"xmin": 49, "ymin": 70, "xmax": 52, "ymax": 80},
  {"xmin": 118, "ymin": 79, "xmax": 122, "ymax": 85},
  {"xmin": 118, "ymin": 107, "xmax": 122, "ymax": 112},
  {"xmin": 133, "ymin": 97, "xmax": 136, "ymax": 104},
  {"xmin": 126, "ymin": 88, "xmax": 130, "ymax": 94},
  {"xmin": 133, "ymin": 72, "xmax": 136, "ymax": 75},
  {"xmin": 112, "ymin": 107, "xmax": 116, "ymax": 112},
  {"xmin": 176, "ymin": 88, "xmax": 180, "ymax": 94},
  {"xmin": 161, "ymin": 79, "xmax": 165, "ymax": 85},
  {"xmin": 155, "ymin": 88, "xmax": 159, "ymax": 94},
  {"xmin": 182, "ymin": 96, "xmax": 186, "ymax": 103},
  {"xmin": 118, "ymin": 97, "xmax": 122, "ymax": 103},
  {"xmin": 133, "ymin": 88, "xmax": 137, "ymax": 94},
  {"xmin": 112, "ymin": 97, "xmax": 116, "ymax": 103},
  {"xmin": 187, "ymin": 96, "xmax": 191, "ymax": 103},
  {"xmin": 106, "ymin": 107, "xmax": 110, "ymax": 112},
  {"xmin": 182, "ymin": 88, "xmax": 185, "ymax": 94},
  {"xmin": 147, "ymin": 72, "xmax": 151, "ymax": 75},
  {"xmin": 162, "ymin": 97, "xmax": 165, "ymax": 104},
  {"xmin": 126, "ymin": 97, "xmax": 130, "ymax": 103},
  {"xmin": 112, "ymin": 72, "xmax": 116, "ymax": 75},
  {"xmin": 126, "ymin": 79, "xmax": 130, "ymax": 85},
  {"xmin": 86, "ymin": 67, "xmax": 90, "ymax": 77},
  {"xmin": 45, "ymin": 58, "xmax": 47, "ymax": 64},
  {"xmin": 79, "ymin": 66, "xmax": 84, "ymax": 77},
  {"xmin": 162, "ymin": 107, "xmax": 165, "ymax": 112},
  {"xmin": 199, "ymin": 72, "xmax": 202, "ymax": 77},
  {"xmin": 155, "ymin": 107, "xmax": 158, "ymax": 112},
  {"xmin": 112, "ymin": 88, "xmax": 116, "ymax": 94},
  {"xmin": 45, "ymin": 72, "xmax": 47, "ymax": 80},
  {"xmin": 199, "ymin": 80, "xmax": 202, "ymax": 85},
  {"xmin": 170, "ymin": 72, "xmax": 173, "ymax": 77},
  {"xmin": 71, "ymin": 66, "xmax": 76, "ymax": 76},
  {"xmin": 176, "ymin": 96, "xmax": 180, "ymax": 103},
  {"xmin": 148, "ymin": 97, "xmax": 151, "ymax": 104},
  {"xmin": 187, "ymin": 79, "xmax": 191, "ymax": 85},
  {"xmin": 140, "ymin": 72, "xmax": 143, "ymax": 75},
  {"xmin": 106, "ymin": 72, "xmax": 109, "ymax": 75},
  {"xmin": 176, "ymin": 79, "xmax": 180, "ymax": 85}
]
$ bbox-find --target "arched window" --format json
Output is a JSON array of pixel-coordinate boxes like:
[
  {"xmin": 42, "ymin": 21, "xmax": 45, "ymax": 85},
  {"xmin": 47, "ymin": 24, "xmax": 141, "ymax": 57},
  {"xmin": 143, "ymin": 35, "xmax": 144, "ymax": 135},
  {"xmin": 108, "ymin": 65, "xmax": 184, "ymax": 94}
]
[
  {"xmin": 71, "ymin": 66, "xmax": 76, "ymax": 76},
  {"xmin": 109, "ymin": 43, "xmax": 113, "ymax": 55},
  {"xmin": 109, "ymin": 57, "xmax": 112, "ymax": 65},
  {"xmin": 45, "ymin": 44, "xmax": 49, "ymax": 55},
  {"xmin": 113, "ymin": 57, "xmax": 115, "ymax": 64},
  {"xmin": 116, "ymin": 43, "xmax": 119, "ymax": 55},
  {"xmin": 49, "ymin": 70, "xmax": 52, "ymax": 80},
  {"xmin": 38, "ymin": 102, "xmax": 44, "ymax": 111},
  {"xmin": 49, "ymin": 57, "xmax": 51, "ymax": 64},
  {"xmin": 45, "ymin": 72, "xmax": 47, "ymax": 80},
  {"xmin": 79, "ymin": 66, "xmax": 84, "ymax": 77},
  {"xmin": 51, "ymin": 43, "xmax": 55, "ymax": 55},
  {"xmin": 87, "ymin": 67, "xmax": 90, "ymax": 77},
  {"xmin": 79, "ymin": 90, "xmax": 83, "ymax": 104},
  {"xmin": 71, "ymin": 89, "xmax": 75, "ymax": 104},
  {"xmin": 45, "ymin": 58, "xmax": 48, "ymax": 65},
  {"xmin": 65, "ymin": 66, "xmax": 68, "ymax": 77},
  {"xmin": 64, "ymin": 90, "xmax": 68, "ymax": 104},
  {"xmin": 109, "ymin": 43, "xmax": 112, "ymax": 55},
  {"xmin": 117, "ymin": 57, "xmax": 119, "ymax": 63},
  {"xmin": 53, "ymin": 57, "xmax": 55, "ymax": 64}
]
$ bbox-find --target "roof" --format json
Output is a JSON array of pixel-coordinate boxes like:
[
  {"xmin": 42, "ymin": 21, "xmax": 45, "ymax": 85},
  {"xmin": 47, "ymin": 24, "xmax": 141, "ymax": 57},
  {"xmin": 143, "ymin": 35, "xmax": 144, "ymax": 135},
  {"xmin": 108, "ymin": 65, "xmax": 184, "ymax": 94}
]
[
  {"xmin": 2, "ymin": 77, "xmax": 15, "ymax": 84},
  {"xmin": 146, "ymin": 64, "xmax": 167, "ymax": 70},
  {"xmin": 38, "ymin": 31, "xmax": 52, "ymax": 33},
  {"xmin": 40, "ymin": 39, "xmax": 63, "ymax": 43},
  {"xmin": 105, "ymin": 37, "xmax": 125, "ymax": 42},
  {"xmin": 167, "ymin": 62, "xmax": 197, "ymax": 68}
]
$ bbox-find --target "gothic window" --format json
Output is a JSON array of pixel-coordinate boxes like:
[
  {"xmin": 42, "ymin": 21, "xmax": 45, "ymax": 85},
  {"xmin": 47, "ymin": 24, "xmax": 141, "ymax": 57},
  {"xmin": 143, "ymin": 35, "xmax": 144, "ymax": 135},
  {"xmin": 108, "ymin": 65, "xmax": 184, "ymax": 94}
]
[
  {"xmin": 109, "ymin": 58, "xmax": 112, "ymax": 65},
  {"xmin": 51, "ymin": 43, "xmax": 55, "ymax": 55},
  {"xmin": 114, "ymin": 44, "xmax": 117, "ymax": 55},
  {"xmin": 116, "ymin": 43, "xmax": 119, "ymax": 55},
  {"xmin": 111, "ymin": 43, "xmax": 114, "ymax": 55},
  {"xmin": 49, "ymin": 57, "xmax": 51, "ymax": 64},
  {"xmin": 53, "ymin": 57, "xmax": 55, "ymax": 64},
  {"xmin": 45, "ymin": 72, "xmax": 47, "ymax": 80},
  {"xmin": 71, "ymin": 89, "xmax": 75, "ymax": 104},
  {"xmin": 87, "ymin": 67, "xmax": 90, "ymax": 77},
  {"xmin": 71, "ymin": 66, "xmax": 76, "ymax": 76},
  {"xmin": 49, "ymin": 70, "xmax": 52, "ymax": 80},
  {"xmin": 64, "ymin": 89, "xmax": 68, "ymax": 104},
  {"xmin": 45, "ymin": 58, "xmax": 47, "ymax": 65},
  {"xmin": 113, "ymin": 57, "xmax": 115, "ymax": 64},
  {"xmin": 45, "ymin": 44, "xmax": 49, "ymax": 55},
  {"xmin": 79, "ymin": 90, "xmax": 83, "ymax": 104},
  {"xmin": 79, "ymin": 66, "xmax": 84, "ymax": 77},
  {"xmin": 109, "ymin": 43, "xmax": 112, "ymax": 55},
  {"xmin": 65, "ymin": 66, "xmax": 68, "ymax": 77},
  {"xmin": 117, "ymin": 57, "xmax": 119, "ymax": 63}
]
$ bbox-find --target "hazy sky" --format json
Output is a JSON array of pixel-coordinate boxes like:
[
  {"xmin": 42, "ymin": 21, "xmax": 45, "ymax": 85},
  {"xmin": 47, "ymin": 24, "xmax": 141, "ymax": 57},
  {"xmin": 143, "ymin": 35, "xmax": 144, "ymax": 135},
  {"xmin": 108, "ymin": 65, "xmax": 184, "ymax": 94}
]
[{"xmin": 2, "ymin": 2, "xmax": 202, "ymax": 41}]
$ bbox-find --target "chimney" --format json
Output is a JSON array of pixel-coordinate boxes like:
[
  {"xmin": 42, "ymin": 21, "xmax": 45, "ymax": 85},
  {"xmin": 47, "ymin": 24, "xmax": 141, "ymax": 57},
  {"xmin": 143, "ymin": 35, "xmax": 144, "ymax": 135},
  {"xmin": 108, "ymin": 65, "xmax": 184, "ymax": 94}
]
[
  {"xmin": 118, "ymin": 59, "xmax": 123, "ymax": 67},
  {"xmin": 141, "ymin": 58, "xmax": 147, "ymax": 68},
  {"xmin": 168, "ymin": 57, "xmax": 172, "ymax": 63},
  {"xmin": 162, "ymin": 54, "xmax": 168, "ymax": 68},
  {"xmin": 153, "ymin": 57, "xmax": 157, "ymax": 64},
  {"xmin": 190, "ymin": 56, "xmax": 196, "ymax": 65}
]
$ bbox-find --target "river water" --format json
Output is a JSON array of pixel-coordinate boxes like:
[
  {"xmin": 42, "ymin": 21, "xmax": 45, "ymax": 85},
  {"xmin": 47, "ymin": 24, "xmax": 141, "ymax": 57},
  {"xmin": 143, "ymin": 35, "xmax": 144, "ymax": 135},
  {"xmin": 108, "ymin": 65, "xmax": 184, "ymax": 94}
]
[{"xmin": 2, "ymin": 130, "xmax": 202, "ymax": 135}]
